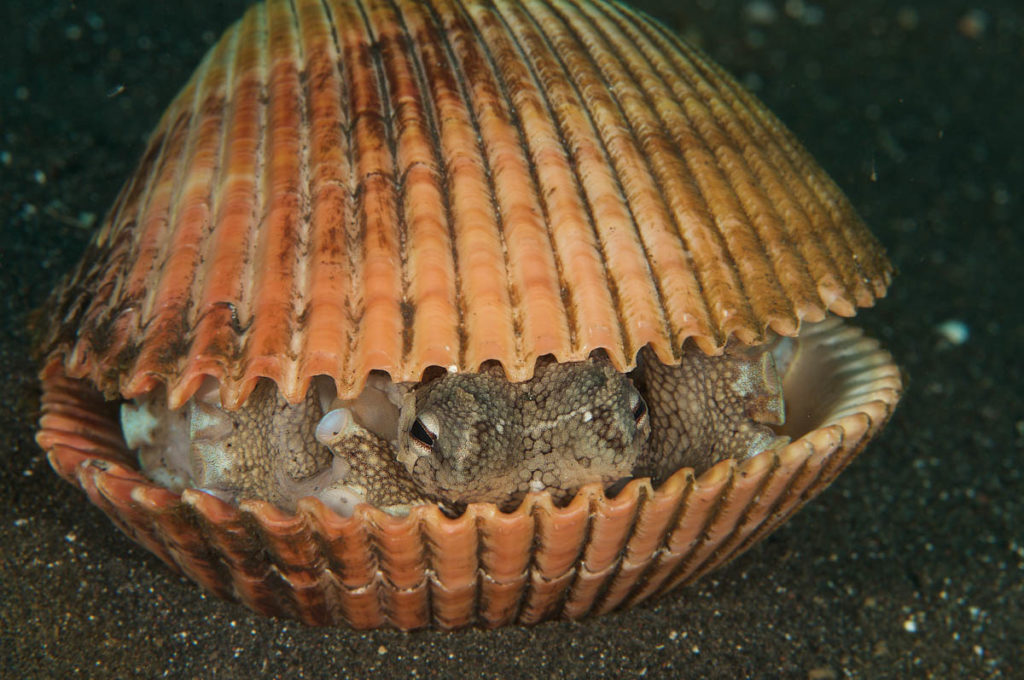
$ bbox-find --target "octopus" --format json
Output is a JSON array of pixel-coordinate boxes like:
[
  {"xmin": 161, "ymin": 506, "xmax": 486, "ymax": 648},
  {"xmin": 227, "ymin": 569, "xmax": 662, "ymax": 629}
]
[{"xmin": 121, "ymin": 341, "xmax": 789, "ymax": 516}]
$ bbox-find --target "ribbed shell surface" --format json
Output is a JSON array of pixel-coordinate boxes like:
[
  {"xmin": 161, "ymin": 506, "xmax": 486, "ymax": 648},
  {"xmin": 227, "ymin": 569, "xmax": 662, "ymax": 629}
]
[
  {"xmin": 44, "ymin": 0, "xmax": 891, "ymax": 409},
  {"xmin": 37, "ymin": 319, "xmax": 903, "ymax": 629}
]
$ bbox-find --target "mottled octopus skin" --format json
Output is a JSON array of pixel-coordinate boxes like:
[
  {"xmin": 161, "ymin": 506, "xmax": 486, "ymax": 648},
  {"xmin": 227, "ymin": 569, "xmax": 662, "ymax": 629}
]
[
  {"xmin": 191, "ymin": 380, "xmax": 430, "ymax": 512},
  {"xmin": 157, "ymin": 346, "xmax": 787, "ymax": 516},
  {"xmin": 633, "ymin": 343, "xmax": 786, "ymax": 477},
  {"xmin": 190, "ymin": 381, "xmax": 329, "ymax": 507},
  {"xmin": 34, "ymin": 0, "xmax": 903, "ymax": 630},
  {"xmin": 396, "ymin": 355, "xmax": 649, "ymax": 510}
]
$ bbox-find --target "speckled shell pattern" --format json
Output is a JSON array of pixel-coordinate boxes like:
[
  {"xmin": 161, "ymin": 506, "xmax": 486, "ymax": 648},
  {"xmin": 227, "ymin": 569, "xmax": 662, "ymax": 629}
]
[
  {"xmin": 36, "ymin": 0, "xmax": 902, "ymax": 629},
  {"xmin": 42, "ymin": 0, "xmax": 890, "ymax": 409}
]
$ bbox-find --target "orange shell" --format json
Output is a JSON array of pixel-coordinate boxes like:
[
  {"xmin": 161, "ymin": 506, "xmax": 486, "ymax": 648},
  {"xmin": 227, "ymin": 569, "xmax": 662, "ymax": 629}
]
[
  {"xmin": 41, "ymin": 0, "xmax": 891, "ymax": 408},
  {"xmin": 36, "ymin": 0, "xmax": 902, "ymax": 629},
  {"xmin": 38, "ymin": 319, "xmax": 901, "ymax": 629}
]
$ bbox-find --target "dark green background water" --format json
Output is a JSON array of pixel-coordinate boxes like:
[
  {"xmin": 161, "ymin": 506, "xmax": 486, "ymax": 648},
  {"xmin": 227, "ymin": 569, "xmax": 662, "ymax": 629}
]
[{"xmin": 2, "ymin": 1, "xmax": 1021, "ymax": 677}]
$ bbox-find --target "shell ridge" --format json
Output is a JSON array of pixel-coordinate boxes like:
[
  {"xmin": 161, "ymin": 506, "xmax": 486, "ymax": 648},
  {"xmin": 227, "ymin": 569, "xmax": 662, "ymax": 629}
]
[
  {"xmin": 129, "ymin": 487, "xmax": 196, "ymax": 580},
  {"xmin": 186, "ymin": 492, "xmax": 273, "ymax": 607},
  {"xmin": 158, "ymin": 492, "xmax": 244, "ymax": 604},
  {"xmin": 517, "ymin": 0, "xmax": 679, "ymax": 364},
  {"xmin": 679, "ymin": 449, "xmax": 784, "ymax": 588},
  {"xmin": 611, "ymin": 476, "xmax": 664, "ymax": 563},
  {"xmin": 74, "ymin": 83, "xmax": 179, "ymax": 371},
  {"xmin": 183, "ymin": 18, "xmax": 248, "ymax": 393},
  {"xmin": 619, "ymin": 467, "xmax": 696, "ymax": 608},
  {"xmin": 569, "ymin": 483, "xmax": 644, "ymax": 619},
  {"xmin": 84, "ymin": 463, "xmax": 177, "ymax": 568},
  {"xmin": 368, "ymin": 0, "xmax": 471, "ymax": 380},
  {"xmin": 652, "ymin": 461, "xmax": 739, "ymax": 597},
  {"xmin": 493, "ymin": 0, "xmax": 639, "ymax": 369},
  {"xmin": 392, "ymin": 0, "xmax": 490, "ymax": 378},
  {"xmin": 439, "ymin": 0, "xmax": 577, "ymax": 372},
  {"xmin": 582, "ymin": 2, "xmax": 794, "ymax": 345},
  {"xmin": 246, "ymin": 498, "xmax": 330, "ymax": 586},
  {"xmin": 643, "ymin": 16, "xmax": 887, "ymax": 301},
  {"xmin": 554, "ymin": 487, "xmax": 599, "ymax": 620},
  {"xmin": 538, "ymin": 0, "xmax": 699, "ymax": 357},
  {"xmin": 719, "ymin": 447, "xmax": 814, "ymax": 565},
  {"xmin": 640, "ymin": 12, "xmax": 834, "ymax": 333},
  {"xmin": 585, "ymin": 480, "xmax": 651, "ymax": 616},
  {"xmin": 669, "ymin": 36, "xmax": 871, "ymax": 290},
  {"xmin": 412, "ymin": 0, "xmax": 521, "ymax": 376},
  {"xmin": 492, "ymin": 0, "xmax": 630, "ymax": 367},
  {"xmin": 291, "ymin": 0, "xmax": 353, "ymax": 389},
  {"xmin": 467, "ymin": 510, "xmax": 488, "ymax": 626},
  {"xmin": 301, "ymin": 552, "xmax": 353, "ymax": 626},
  {"xmin": 477, "ymin": 506, "xmax": 533, "ymax": 626},
  {"xmin": 114, "ymin": 40, "xmax": 216, "ymax": 328},
  {"xmin": 383, "ymin": 0, "xmax": 465, "ymax": 378},
  {"xmin": 173, "ymin": 8, "xmax": 266, "ymax": 406},
  {"xmin": 625, "ymin": 11, "xmax": 864, "ymax": 315},
  {"xmin": 139, "ymin": 63, "xmax": 233, "ymax": 403},
  {"xmin": 555, "ymin": 1, "xmax": 717, "ymax": 357},
  {"xmin": 223, "ymin": 3, "xmax": 272, "ymax": 403},
  {"xmin": 345, "ymin": 0, "xmax": 406, "ymax": 380},
  {"xmin": 249, "ymin": 494, "xmax": 344, "ymax": 624},
  {"xmin": 796, "ymin": 164, "xmax": 887, "ymax": 299},
  {"xmin": 283, "ymin": 0, "xmax": 321, "ymax": 400},
  {"xmin": 734, "ymin": 438, "xmax": 833, "ymax": 561},
  {"xmin": 137, "ymin": 10, "xmax": 229, "ymax": 358},
  {"xmin": 119, "ymin": 52, "xmax": 223, "ymax": 399},
  {"xmin": 487, "ymin": 499, "xmax": 541, "ymax": 623},
  {"xmin": 561, "ymin": 2, "xmax": 759, "ymax": 349},
  {"xmin": 321, "ymin": 502, "xmax": 385, "ymax": 594},
  {"xmin": 601, "ymin": 2, "xmax": 841, "ymax": 323},
  {"xmin": 555, "ymin": 0, "xmax": 739, "ymax": 355},
  {"xmin": 508, "ymin": 496, "xmax": 547, "ymax": 624},
  {"xmin": 520, "ymin": 491, "xmax": 592, "ymax": 622},
  {"xmin": 363, "ymin": 0, "xmax": 420, "ymax": 383},
  {"xmin": 423, "ymin": 555, "xmax": 438, "ymax": 629},
  {"xmin": 492, "ymin": 1, "xmax": 626, "ymax": 367},
  {"xmin": 295, "ymin": 499, "xmax": 352, "ymax": 588},
  {"xmin": 499, "ymin": 497, "xmax": 540, "ymax": 622},
  {"xmin": 419, "ymin": 506, "xmax": 481, "ymax": 626},
  {"xmin": 241, "ymin": 0, "xmax": 317, "ymax": 395},
  {"xmin": 816, "ymin": 415, "xmax": 871, "ymax": 484},
  {"xmin": 320, "ymin": 0, "xmax": 367, "ymax": 399},
  {"xmin": 618, "ymin": 51, "xmax": 778, "ymax": 344},
  {"xmin": 96, "ymin": 53, "xmax": 193, "ymax": 249},
  {"xmin": 458, "ymin": 0, "xmax": 591, "ymax": 360},
  {"xmin": 492, "ymin": 0, "xmax": 629, "ymax": 366},
  {"xmin": 106, "ymin": 478, "xmax": 190, "ymax": 580},
  {"xmin": 427, "ymin": 0, "xmax": 526, "ymax": 373},
  {"xmin": 367, "ymin": 507, "xmax": 431, "ymax": 591},
  {"xmin": 740, "ymin": 446, "xmax": 839, "ymax": 567}
]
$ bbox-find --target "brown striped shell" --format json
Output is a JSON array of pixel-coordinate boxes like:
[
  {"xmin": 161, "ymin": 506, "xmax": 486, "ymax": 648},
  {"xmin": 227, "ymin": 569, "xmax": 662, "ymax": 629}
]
[{"xmin": 36, "ymin": 0, "xmax": 901, "ymax": 629}]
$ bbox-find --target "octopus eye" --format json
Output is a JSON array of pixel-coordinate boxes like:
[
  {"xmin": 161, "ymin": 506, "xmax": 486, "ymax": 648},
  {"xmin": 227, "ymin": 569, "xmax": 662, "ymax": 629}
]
[
  {"xmin": 631, "ymin": 393, "xmax": 648, "ymax": 425},
  {"xmin": 410, "ymin": 415, "xmax": 438, "ymax": 450}
]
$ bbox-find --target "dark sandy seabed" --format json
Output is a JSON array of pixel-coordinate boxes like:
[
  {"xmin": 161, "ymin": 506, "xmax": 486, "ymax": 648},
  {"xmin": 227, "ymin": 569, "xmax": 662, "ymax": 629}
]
[{"xmin": 2, "ymin": 0, "xmax": 1021, "ymax": 677}]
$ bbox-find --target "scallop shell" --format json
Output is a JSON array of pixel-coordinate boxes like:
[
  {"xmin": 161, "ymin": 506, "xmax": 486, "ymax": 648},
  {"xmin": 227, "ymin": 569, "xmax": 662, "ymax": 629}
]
[{"xmin": 36, "ymin": 0, "xmax": 900, "ymax": 629}]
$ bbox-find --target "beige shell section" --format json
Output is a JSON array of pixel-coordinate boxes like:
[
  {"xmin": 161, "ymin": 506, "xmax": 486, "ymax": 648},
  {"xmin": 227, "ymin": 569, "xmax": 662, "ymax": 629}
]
[
  {"xmin": 38, "ymin": 319, "xmax": 902, "ymax": 629},
  {"xmin": 42, "ymin": 0, "xmax": 891, "ymax": 408}
]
